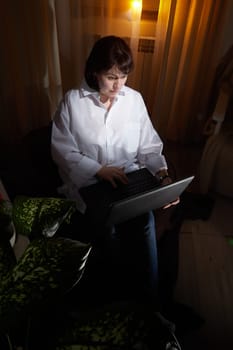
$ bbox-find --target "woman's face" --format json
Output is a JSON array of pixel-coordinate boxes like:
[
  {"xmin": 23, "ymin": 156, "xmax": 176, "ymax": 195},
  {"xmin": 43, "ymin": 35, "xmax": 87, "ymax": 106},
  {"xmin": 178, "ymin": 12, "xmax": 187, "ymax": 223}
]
[{"xmin": 96, "ymin": 66, "xmax": 128, "ymax": 99}]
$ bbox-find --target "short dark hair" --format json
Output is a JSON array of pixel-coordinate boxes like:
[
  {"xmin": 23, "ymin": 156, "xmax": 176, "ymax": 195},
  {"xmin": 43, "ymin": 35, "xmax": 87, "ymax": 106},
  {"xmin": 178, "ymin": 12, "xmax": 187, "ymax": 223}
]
[{"xmin": 84, "ymin": 35, "xmax": 134, "ymax": 90}]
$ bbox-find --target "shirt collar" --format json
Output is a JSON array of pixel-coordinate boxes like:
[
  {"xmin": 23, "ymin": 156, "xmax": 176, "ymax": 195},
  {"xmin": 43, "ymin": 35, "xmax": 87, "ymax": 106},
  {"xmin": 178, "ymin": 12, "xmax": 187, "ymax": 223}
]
[{"xmin": 79, "ymin": 80, "xmax": 127, "ymax": 99}]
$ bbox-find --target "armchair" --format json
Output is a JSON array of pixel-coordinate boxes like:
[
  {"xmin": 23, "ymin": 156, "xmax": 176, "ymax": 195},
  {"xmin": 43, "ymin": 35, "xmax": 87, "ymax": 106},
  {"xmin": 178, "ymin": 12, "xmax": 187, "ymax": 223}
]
[{"xmin": 0, "ymin": 189, "xmax": 181, "ymax": 350}]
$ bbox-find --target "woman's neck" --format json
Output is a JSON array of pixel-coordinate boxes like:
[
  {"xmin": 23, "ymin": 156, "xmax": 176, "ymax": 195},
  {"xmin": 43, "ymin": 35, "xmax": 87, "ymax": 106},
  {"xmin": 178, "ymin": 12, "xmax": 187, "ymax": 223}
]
[{"xmin": 99, "ymin": 94, "xmax": 114, "ymax": 110}]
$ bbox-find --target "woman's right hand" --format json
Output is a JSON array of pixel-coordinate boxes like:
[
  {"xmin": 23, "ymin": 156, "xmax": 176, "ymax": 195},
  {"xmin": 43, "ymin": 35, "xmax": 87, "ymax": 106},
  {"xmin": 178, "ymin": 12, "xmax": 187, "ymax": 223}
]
[{"xmin": 96, "ymin": 166, "xmax": 128, "ymax": 188}]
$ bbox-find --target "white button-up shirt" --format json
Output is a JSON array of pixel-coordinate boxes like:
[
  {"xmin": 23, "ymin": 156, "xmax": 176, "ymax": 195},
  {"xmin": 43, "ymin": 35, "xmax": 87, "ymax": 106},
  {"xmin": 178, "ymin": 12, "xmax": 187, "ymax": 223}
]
[{"xmin": 51, "ymin": 81, "xmax": 167, "ymax": 212}]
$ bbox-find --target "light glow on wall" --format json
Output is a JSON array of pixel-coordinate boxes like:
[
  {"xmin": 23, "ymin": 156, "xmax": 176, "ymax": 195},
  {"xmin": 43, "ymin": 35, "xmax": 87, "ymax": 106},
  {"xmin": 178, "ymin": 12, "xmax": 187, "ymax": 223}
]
[
  {"xmin": 132, "ymin": 0, "xmax": 142, "ymax": 10},
  {"xmin": 130, "ymin": 0, "xmax": 142, "ymax": 21}
]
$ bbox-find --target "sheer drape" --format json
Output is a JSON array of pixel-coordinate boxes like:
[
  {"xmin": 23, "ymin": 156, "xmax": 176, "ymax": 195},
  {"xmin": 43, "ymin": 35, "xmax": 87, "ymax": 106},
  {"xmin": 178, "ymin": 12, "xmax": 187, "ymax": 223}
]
[
  {"xmin": 55, "ymin": 0, "xmax": 142, "ymax": 92},
  {"xmin": 0, "ymin": 0, "xmax": 230, "ymax": 145},
  {"xmin": 0, "ymin": 0, "xmax": 62, "ymax": 144},
  {"xmin": 149, "ymin": 0, "xmax": 229, "ymax": 143}
]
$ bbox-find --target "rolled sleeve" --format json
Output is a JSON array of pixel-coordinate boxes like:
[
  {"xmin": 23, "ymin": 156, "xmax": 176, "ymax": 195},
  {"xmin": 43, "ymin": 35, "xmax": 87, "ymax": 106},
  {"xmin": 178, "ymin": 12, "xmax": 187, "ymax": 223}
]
[
  {"xmin": 51, "ymin": 98, "xmax": 102, "ymax": 189},
  {"xmin": 137, "ymin": 104, "xmax": 167, "ymax": 174}
]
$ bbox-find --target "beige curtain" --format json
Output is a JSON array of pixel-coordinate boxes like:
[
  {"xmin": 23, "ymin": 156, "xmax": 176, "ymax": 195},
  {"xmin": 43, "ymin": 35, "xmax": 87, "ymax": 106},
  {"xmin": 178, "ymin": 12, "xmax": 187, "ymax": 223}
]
[
  {"xmin": 55, "ymin": 0, "xmax": 142, "ymax": 92},
  {"xmin": 149, "ymin": 0, "xmax": 229, "ymax": 143},
  {"xmin": 0, "ymin": 0, "xmax": 62, "ymax": 144},
  {"xmin": 0, "ymin": 0, "xmax": 230, "ymax": 145}
]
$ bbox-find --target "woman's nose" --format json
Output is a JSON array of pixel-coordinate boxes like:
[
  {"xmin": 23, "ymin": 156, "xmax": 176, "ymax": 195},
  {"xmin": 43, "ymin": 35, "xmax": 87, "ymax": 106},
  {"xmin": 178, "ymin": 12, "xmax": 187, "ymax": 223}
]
[
  {"xmin": 113, "ymin": 79, "xmax": 121, "ymax": 89},
  {"xmin": 113, "ymin": 80, "xmax": 119, "ymax": 88}
]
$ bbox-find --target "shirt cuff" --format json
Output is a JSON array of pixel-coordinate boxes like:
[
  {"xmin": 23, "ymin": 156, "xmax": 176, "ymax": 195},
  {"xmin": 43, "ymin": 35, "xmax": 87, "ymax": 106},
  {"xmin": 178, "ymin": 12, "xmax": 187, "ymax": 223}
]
[
  {"xmin": 70, "ymin": 157, "xmax": 102, "ymax": 188},
  {"xmin": 143, "ymin": 154, "xmax": 168, "ymax": 175}
]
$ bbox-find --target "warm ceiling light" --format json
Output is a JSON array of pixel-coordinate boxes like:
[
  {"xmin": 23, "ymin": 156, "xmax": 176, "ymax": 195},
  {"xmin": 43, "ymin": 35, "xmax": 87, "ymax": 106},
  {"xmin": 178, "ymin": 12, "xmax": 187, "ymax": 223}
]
[
  {"xmin": 132, "ymin": 0, "xmax": 142, "ymax": 10},
  {"xmin": 130, "ymin": 0, "xmax": 142, "ymax": 21}
]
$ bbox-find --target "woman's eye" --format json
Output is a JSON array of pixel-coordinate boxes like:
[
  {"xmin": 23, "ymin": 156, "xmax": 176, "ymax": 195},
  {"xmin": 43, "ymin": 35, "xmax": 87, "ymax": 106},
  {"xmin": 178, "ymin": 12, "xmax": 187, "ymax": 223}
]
[{"xmin": 106, "ymin": 75, "xmax": 127, "ymax": 80}]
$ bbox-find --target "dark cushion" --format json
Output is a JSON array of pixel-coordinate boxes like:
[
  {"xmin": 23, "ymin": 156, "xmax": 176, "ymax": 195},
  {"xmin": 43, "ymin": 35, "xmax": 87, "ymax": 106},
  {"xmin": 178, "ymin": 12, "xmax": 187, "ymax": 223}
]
[
  {"xmin": 0, "ymin": 239, "xmax": 16, "ymax": 279},
  {"xmin": 0, "ymin": 123, "xmax": 62, "ymax": 199},
  {"xmin": 0, "ymin": 199, "xmax": 15, "ymax": 243},
  {"xmin": 0, "ymin": 179, "xmax": 17, "ymax": 249},
  {"xmin": 54, "ymin": 304, "xmax": 177, "ymax": 350},
  {"xmin": 12, "ymin": 196, "xmax": 77, "ymax": 239},
  {"xmin": 0, "ymin": 236, "xmax": 91, "ymax": 332}
]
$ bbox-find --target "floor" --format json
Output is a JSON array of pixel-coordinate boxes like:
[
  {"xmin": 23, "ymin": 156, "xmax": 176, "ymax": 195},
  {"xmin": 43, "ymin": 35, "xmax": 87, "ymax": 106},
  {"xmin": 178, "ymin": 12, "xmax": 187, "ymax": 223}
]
[
  {"xmin": 176, "ymin": 194, "xmax": 233, "ymax": 349},
  {"xmin": 163, "ymin": 140, "xmax": 233, "ymax": 349}
]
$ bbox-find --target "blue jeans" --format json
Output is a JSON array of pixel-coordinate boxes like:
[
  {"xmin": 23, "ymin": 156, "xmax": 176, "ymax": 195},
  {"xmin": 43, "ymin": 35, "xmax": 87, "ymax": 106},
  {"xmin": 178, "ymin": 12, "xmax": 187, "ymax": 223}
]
[
  {"xmin": 68, "ymin": 210, "xmax": 158, "ymax": 304},
  {"xmin": 108, "ymin": 211, "xmax": 158, "ymax": 300}
]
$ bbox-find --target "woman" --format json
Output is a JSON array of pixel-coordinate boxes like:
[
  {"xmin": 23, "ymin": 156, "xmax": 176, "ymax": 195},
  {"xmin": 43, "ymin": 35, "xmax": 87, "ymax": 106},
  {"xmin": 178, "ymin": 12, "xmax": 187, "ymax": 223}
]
[{"xmin": 51, "ymin": 35, "xmax": 177, "ymax": 304}]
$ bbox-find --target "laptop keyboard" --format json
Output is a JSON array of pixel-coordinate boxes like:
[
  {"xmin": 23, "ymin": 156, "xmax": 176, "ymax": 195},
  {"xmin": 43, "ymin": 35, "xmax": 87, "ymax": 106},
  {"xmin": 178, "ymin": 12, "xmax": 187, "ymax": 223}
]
[
  {"xmin": 79, "ymin": 168, "xmax": 160, "ymax": 219},
  {"xmin": 79, "ymin": 168, "xmax": 164, "ymax": 224},
  {"xmin": 114, "ymin": 168, "xmax": 160, "ymax": 201}
]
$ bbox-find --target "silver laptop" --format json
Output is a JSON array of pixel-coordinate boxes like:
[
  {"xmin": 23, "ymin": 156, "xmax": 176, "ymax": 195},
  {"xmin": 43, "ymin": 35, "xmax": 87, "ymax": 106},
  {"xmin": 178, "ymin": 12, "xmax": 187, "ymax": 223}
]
[
  {"xmin": 106, "ymin": 175, "xmax": 194, "ymax": 226},
  {"xmin": 80, "ymin": 168, "xmax": 194, "ymax": 227}
]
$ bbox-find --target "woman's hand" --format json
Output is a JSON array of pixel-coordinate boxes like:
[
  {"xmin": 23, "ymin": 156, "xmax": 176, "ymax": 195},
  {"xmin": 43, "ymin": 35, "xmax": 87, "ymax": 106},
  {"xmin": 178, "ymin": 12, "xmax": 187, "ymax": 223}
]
[
  {"xmin": 163, "ymin": 197, "xmax": 180, "ymax": 209},
  {"xmin": 96, "ymin": 166, "xmax": 128, "ymax": 188},
  {"xmin": 160, "ymin": 175, "xmax": 180, "ymax": 209}
]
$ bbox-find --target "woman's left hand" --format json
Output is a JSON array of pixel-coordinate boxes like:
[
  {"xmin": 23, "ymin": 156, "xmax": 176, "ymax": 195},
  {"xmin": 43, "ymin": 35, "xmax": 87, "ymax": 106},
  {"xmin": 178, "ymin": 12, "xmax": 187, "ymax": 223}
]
[
  {"xmin": 163, "ymin": 197, "xmax": 180, "ymax": 209},
  {"xmin": 160, "ymin": 176, "xmax": 180, "ymax": 209}
]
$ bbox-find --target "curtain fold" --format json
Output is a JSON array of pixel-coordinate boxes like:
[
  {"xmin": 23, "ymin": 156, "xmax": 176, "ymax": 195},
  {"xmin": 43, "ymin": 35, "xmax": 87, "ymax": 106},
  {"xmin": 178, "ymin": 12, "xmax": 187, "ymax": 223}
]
[
  {"xmin": 0, "ymin": 0, "xmax": 230, "ymax": 145},
  {"xmin": 0, "ymin": 0, "xmax": 62, "ymax": 144},
  {"xmin": 55, "ymin": 0, "xmax": 142, "ymax": 91},
  {"xmin": 149, "ymin": 0, "xmax": 229, "ymax": 143}
]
